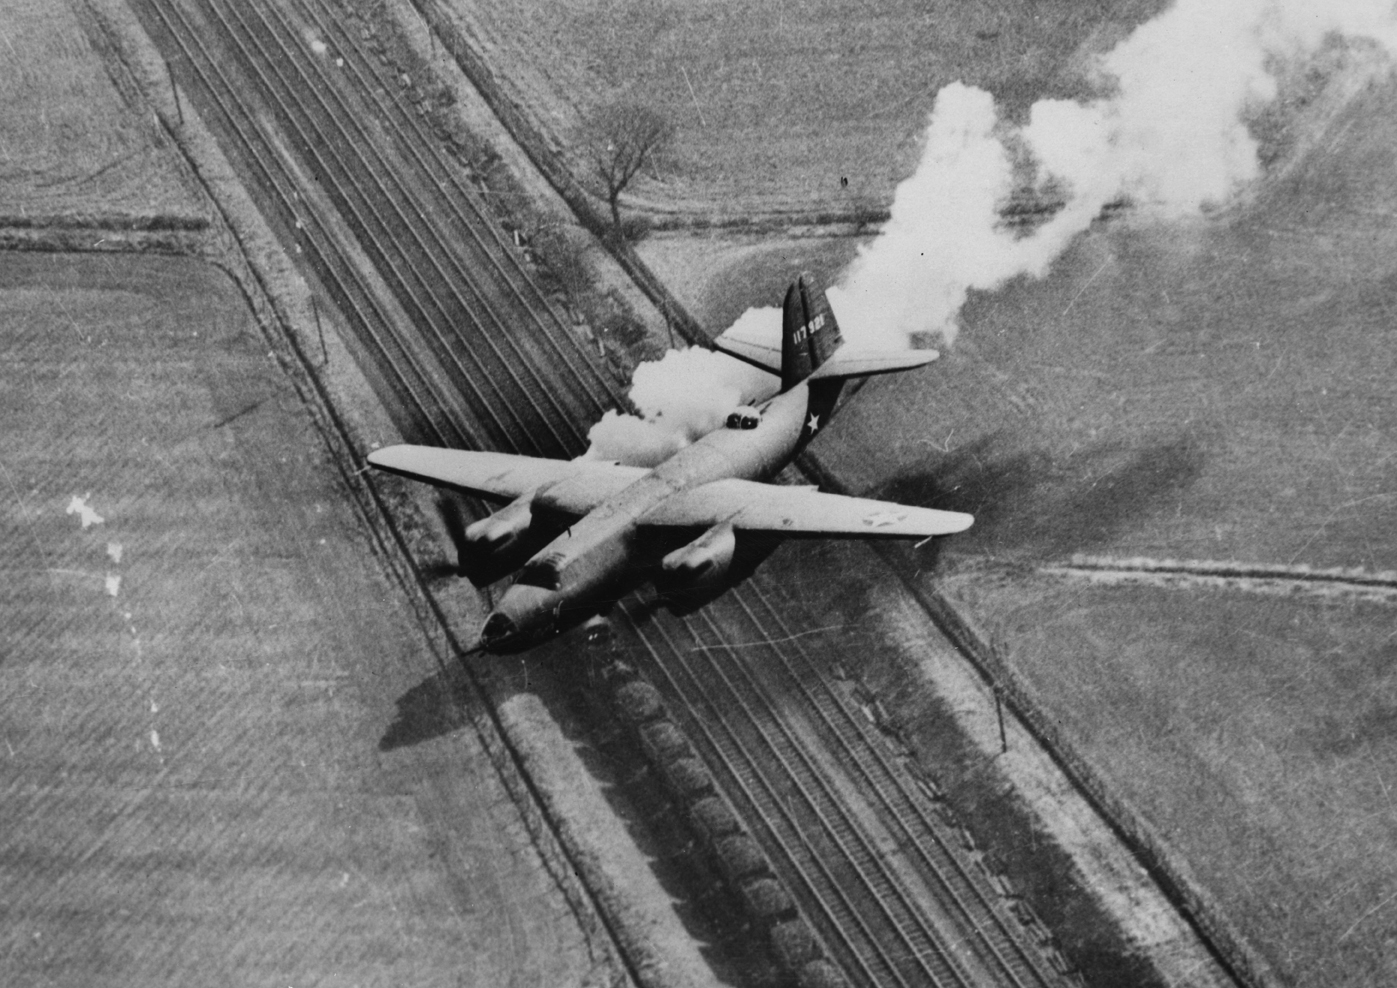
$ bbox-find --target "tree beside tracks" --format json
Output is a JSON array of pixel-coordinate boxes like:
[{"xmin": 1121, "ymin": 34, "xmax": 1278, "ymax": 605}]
[{"xmin": 578, "ymin": 102, "xmax": 674, "ymax": 234}]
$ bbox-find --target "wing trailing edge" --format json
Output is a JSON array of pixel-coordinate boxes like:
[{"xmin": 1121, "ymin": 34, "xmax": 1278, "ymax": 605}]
[
  {"xmin": 638, "ymin": 478, "xmax": 973, "ymax": 538},
  {"xmin": 808, "ymin": 348, "xmax": 938, "ymax": 380}
]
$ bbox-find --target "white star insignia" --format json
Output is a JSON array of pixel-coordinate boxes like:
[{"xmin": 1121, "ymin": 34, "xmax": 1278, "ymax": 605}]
[{"xmin": 806, "ymin": 413, "xmax": 820, "ymax": 433}]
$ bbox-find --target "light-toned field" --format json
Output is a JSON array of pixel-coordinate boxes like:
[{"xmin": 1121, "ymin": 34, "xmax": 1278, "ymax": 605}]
[
  {"xmin": 445, "ymin": 0, "xmax": 1163, "ymax": 215},
  {"xmin": 941, "ymin": 576, "xmax": 1397, "ymax": 988},
  {"xmin": 0, "ymin": 253, "xmax": 601, "ymax": 987}
]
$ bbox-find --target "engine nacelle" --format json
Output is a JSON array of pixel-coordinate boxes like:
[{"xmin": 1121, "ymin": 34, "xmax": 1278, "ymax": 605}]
[
  {"xmin": 660, "ymin": 521, "xmax": 737, "ymax": 589},
  {"xmin": 465, "ymin": 496, "xmax": 532, "ymax": 553}
]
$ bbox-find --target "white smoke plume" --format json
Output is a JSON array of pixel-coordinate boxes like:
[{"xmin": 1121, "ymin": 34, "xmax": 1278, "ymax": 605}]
[
  {"xmin": 584, "ymin": 343, "xmax": 774, "ymax": 466},
  {"xmin": 836, "ymin": 0, "xmax": 1397, "ymax": 348},
  {"xmin": 589, "ymin": 0, "xmax": 1397, "ymax": 457}
]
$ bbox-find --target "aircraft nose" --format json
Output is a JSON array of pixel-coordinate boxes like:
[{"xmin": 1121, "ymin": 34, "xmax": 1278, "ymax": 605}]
[{"xmin": 478, "ymin": 584, "xmax": 563, "ymax": 652}]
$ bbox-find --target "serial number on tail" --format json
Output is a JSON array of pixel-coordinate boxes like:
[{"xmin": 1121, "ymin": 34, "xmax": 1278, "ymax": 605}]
[{"xmin": 791, "ymin": 313, "xmax": 826, "ymax": 345}]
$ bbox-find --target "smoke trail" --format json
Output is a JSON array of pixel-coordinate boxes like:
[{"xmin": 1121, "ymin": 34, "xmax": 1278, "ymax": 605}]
[
  {"xmin": 584, "ymin": 343, "xmax": 774, "ymax": 466},
  {"xmin": 836, "ymin": 0, "xmax": 1397, "ymax": 347},
  {"xmin": 588, "ymin": 0, "xmax": 1397, "ymax": 458}
]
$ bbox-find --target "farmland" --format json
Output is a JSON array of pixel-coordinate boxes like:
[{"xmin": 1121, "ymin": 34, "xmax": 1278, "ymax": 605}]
[
  {"xmin": 0, "ymin": 251, "xmax": 601, "ymax": 987},
  {"xmin": 0, "ymin": 0, "xmax": 203, "ymax": 227},
  {"xmin": 437, "ymin": 0, "xmax": 1165, "ymax": 217}
]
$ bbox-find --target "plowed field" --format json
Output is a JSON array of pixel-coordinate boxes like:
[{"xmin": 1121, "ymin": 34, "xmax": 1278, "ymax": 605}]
[{"xmin": 0, "ymin": 253, "xmax": 601, "ymax": 987}]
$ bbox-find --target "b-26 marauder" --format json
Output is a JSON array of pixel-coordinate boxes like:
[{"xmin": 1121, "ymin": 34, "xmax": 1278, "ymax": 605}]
[{"xmin": 368, "ymin": 274, "xmax": 973, "ymax": 652}]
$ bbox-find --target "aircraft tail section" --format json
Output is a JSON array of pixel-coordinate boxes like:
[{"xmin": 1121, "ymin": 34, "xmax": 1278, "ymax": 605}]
[
  {"xmin": 713, "ymin": 272, "xmax": 939, "ymax": 389},
  {"xmin": 781, "ymin": 272, "xmax": 844, "ymax": 391}
]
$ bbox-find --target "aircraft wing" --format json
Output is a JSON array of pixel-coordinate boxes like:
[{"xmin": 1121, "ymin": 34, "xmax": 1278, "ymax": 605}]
[
  {"xmin": 638, "ymin": 478, "xmax": 973, "ymax": 537},
  {"xmin": 366, "ymin": 445, "xmax": 648, "ymax": 512}
]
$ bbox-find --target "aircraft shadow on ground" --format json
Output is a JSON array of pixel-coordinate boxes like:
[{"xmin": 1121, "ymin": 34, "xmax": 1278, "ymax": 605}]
[
  {"xmin": 379, "ymin": 666, "xmax": 472, "ymax": 752},
  {"xmin": 878, "ymin": 430, "xmax": 1209, "ymax": 563}
]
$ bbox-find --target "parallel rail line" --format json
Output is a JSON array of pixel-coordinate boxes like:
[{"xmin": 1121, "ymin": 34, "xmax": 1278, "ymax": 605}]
[
  {"xmin": 132, "ymin": 2, "xmax": 1071, "ymax": 985},
  {"xmin": 224, "ymin": 0, "xmax": 586, "ymax": 454}
]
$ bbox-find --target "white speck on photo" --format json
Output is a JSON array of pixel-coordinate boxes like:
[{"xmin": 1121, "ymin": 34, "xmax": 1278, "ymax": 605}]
[{"xmin": 66, "ymin": 493, "xmax": 103, "ymax": 528}]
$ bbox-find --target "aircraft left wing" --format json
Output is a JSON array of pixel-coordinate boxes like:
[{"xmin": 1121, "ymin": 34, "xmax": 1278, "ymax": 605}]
[
  {"xmin": 638, "ymin": 478, "xmax": 973, "ymax": 537},
  {"xmin": 367, "ymin": 445, "xmax": 648, "ymax": 512}
]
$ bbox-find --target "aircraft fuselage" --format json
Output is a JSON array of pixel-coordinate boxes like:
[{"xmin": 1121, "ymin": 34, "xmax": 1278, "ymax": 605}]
[{"xmin": 480, "ymin": 382, "xmax": 814, "ymax": 650}]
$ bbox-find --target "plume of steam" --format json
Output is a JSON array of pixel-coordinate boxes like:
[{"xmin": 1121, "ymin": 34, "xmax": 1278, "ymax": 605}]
[{"xmin": 587, "ymin": 0, "xmax": 1397, "ymax": 459}]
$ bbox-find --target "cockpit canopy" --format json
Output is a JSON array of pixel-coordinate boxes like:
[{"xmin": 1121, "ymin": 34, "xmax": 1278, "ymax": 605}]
[
  {"xmin": 515, "ymin": 554, "xmax": 563, "ymax": 590},
  {"xmin": 725, "ymin": 406, "xmax": 761, "ymax": 430}
]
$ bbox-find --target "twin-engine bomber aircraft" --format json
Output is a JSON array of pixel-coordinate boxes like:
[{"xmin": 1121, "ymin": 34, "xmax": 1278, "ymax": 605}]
[{"xmin": 368, "ymin": 273, "xmax": 973, "ymax": 652}]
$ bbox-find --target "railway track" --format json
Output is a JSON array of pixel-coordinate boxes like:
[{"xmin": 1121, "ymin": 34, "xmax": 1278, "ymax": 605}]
[
  {"xmin": 618, "ymin": 570, "xmax": 1067, "ymax": 988},
  {"xmin": 135, "ymin": 0, "xmax": 618, "ymax": 457},
  {"xmin": 130, "ymin": 1, "xmax": 1076, "ymax": 985}
]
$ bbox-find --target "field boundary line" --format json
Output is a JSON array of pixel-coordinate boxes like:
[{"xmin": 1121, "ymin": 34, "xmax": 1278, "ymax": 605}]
[{"xmin": 1042, "ymin": 555, "xmax": 1397, "ymax": 601}]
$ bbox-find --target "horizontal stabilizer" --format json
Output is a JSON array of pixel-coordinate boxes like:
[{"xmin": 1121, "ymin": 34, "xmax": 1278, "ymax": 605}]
[
  {"xmin": 639, "ymin": 478, "xmax": 973, "ymax": 538},
  {"xmin": 808, "ymin": 348, "xmax": 938, "ymax": 381},
  {"xmin": 711, "ymin": 334, "xmax": 782, "ymax": 376},
  {"xmin": 713, "ymin": 337, "xmax": 939, "ymax": 384},
  {"xmin": 367, "ymin": 445, "xmax": 647, "ymax": 513}
]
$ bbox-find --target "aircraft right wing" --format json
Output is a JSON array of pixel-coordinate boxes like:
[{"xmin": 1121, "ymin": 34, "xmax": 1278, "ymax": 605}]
[
  {"xmin": 638, "ymin": 478, "xmax": 973, "ymax": 537},
  {"xmin": 367, "ymin": 445, "xmax": 648, "ymax": 513}
]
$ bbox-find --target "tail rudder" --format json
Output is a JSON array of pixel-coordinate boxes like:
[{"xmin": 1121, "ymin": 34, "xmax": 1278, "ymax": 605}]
[{"xmin": 781, "ymin": 272, "xmax": 844, "ymax": 391}]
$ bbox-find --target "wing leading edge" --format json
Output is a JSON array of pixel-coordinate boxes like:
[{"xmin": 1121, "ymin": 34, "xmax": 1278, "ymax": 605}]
[
  {"xmin": 366, "ymin": 445, "xmax": 648, "ymax": 513},
  {"xmin": 711, "ymin": 334, "xmax": 782, "ymax": 376},
  {"xmin": 639, "ymin": 478, "xmax": 973, "ymax": 537}
]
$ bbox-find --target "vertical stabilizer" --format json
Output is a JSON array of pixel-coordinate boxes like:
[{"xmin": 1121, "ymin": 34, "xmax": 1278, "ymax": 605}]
[{"xmin": 781, "ymin": 273, "xmax": 844, "ymax": 391}]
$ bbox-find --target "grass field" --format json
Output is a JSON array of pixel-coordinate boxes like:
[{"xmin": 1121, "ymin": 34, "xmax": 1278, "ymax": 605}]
[
  {"xmin": 448, "ymin": 0, "xmax": 1164, "ymax": 215},
  {"xmin": 942, "ymin": 575, "xmax": 1397, "ymax": 988},
  {"xmin": 0, "ymin": 254, "xmax": 599, "ymax": 987}
]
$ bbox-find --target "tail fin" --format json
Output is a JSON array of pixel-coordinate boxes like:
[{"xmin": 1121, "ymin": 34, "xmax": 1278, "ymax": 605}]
[{"xmin": 781, "ymin": 272, "xmax": 844, "ymax": 391}]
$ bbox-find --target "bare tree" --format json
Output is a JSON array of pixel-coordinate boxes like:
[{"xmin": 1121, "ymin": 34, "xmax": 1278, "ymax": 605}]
[{"xmin": 579, "ymin": 102, "xmax": 674, "ymax": 232}]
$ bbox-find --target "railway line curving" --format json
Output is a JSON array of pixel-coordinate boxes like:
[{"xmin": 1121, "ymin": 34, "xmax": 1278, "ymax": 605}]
[{"xmin": 128, "ymin": 1, "xmax": 1079, "ymax": 985}]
